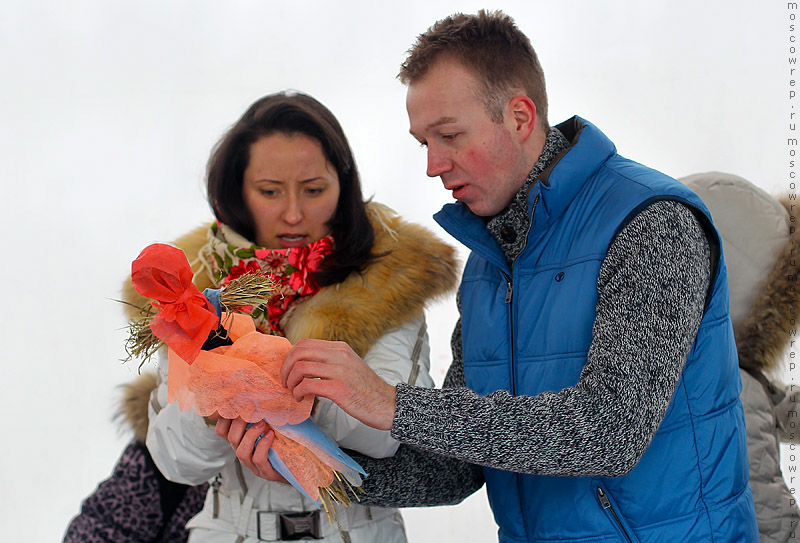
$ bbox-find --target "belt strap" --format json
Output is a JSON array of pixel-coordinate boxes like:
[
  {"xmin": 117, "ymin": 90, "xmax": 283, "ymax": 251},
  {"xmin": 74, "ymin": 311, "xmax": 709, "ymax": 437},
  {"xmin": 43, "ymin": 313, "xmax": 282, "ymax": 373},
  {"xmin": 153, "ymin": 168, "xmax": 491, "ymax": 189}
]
[
  {"xmin": 407, "ymin": 319, "xmax": 427, "ymax": 386},
  {"xmin": 250, "ymin": 505, "xmax": 395, "ymax": 541},
  {"xmin": 212, "ymin": 483, "xmax": 395, "ymax": 540},
  {"xmin": 253, "ymin": 510, "xmax": 339, "ymax": 540}
]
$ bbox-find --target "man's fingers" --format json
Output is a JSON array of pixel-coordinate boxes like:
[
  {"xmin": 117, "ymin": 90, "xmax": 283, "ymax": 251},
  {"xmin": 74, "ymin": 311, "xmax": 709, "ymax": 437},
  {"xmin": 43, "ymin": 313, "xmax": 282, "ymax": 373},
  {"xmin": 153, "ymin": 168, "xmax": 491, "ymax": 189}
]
[
  {"xmin": 281, "ymin": 339, "xmax": 354, "ymax": 386},
  {"xmin": 281, "ymin": 339, "xmax": 324, "ymax": 386},
  {"xmin": 285, "ymin": 360, "xmax": 339, "ymax": 391},
  {"xmin": 291, "ymin": 377, "xmax": 346, "ymax": 404},
  {"xmin": 291, "ymin": 379, "xmax": 317, "ymax": 402}
]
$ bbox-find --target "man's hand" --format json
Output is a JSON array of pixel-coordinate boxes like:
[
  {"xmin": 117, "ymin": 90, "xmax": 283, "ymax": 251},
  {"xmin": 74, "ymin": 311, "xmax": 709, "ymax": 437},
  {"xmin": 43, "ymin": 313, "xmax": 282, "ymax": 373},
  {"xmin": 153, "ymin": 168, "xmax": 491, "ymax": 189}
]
[
  {"xmin": 281, "ymin": 338, "xmax": 397, "ymax": 431},
  {"xmin": 215, "ymin": 417, "xmax": 288, "ymax": 483}
]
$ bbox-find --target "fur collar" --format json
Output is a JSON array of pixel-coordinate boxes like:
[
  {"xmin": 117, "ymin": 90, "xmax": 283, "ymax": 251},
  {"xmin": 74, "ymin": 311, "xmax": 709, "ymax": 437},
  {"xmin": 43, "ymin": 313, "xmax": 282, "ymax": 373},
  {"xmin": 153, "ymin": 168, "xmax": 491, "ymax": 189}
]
[
  {"xmin": 734, "ymin": 196, "xmax": 800, "ymax": 373},
  {"xmin": 118, "ymin": 203, "xmax": 459, "ymax": 440},
  {"xmin": 119, "ymin": 372, "xmax": 157, "ymax": 442}
]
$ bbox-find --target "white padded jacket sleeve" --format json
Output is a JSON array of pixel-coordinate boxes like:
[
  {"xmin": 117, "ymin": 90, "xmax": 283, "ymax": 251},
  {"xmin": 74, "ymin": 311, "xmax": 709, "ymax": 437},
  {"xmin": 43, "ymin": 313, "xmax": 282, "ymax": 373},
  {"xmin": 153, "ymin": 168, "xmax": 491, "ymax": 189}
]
[
  {"xmin": 312, "ymin": 314, "xmax": 434, "ymax": 459},
  {"xmin": 146, "ymin": 349, "xmax": 234, "ymax": 485}
]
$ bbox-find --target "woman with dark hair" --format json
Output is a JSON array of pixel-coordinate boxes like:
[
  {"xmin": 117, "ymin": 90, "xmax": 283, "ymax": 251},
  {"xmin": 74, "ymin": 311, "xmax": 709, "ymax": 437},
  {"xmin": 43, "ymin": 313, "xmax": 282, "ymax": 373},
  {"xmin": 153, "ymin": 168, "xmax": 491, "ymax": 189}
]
[
  {"xmin": 134, "ymin": 91, "xmax": 459, "ymax": 542},
  {"xmin": 205, "ymin": 92, "xmax": 374, "ymax": 288}
]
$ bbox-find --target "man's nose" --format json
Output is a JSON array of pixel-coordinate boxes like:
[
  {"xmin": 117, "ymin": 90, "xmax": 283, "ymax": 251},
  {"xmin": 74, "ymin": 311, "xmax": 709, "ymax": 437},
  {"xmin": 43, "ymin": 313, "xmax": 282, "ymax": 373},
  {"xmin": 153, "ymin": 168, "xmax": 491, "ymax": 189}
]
[{"xmin": 426, "ymin": 145, "xmax": 453, "ymax": 178}]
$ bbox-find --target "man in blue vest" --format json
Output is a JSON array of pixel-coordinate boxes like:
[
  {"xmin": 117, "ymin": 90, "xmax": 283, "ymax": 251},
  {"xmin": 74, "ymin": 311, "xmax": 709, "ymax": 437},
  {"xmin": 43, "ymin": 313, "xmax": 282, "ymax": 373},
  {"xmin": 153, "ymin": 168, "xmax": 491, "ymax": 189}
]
[{"xmin": 262, "ymin": 10, "xmax": 758, "ymax": 542}]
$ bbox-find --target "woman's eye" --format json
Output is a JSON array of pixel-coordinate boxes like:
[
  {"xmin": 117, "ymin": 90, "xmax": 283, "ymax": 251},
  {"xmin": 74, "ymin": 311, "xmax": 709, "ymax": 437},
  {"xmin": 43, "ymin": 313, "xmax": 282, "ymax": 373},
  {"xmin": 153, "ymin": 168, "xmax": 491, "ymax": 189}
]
[
  {"xmin": 306, "ymin": 187, "xmax": 325, "ymax": 196},
  {"xmin": 259, "ymin": 189, "xmax": 278, "ymax": 197}
]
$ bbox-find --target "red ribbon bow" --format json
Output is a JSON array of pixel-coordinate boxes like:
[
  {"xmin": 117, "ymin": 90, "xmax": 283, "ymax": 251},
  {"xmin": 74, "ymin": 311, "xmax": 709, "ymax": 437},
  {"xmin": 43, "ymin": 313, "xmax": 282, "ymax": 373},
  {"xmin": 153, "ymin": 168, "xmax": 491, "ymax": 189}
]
[{"xmin": 131, "ymin": 243, "xmax": 219, "ymax": 364}]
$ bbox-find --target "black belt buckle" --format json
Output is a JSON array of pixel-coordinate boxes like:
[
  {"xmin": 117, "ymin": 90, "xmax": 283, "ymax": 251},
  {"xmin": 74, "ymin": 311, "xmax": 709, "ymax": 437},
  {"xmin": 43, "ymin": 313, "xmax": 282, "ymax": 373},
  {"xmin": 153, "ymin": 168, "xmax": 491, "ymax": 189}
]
[{"xmin": 279, "ymin": 511, "xmax": 322, "ymax": 540}]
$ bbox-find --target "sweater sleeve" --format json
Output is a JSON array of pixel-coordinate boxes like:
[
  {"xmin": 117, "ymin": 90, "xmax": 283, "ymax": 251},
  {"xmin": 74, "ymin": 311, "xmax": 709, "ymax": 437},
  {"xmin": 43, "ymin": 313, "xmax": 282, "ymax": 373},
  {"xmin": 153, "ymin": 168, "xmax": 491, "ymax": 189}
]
[
  {"xmin": 311, "ymin": 315, "xmax": 434, "ymax": 459},
  {"xmin": 390, "ymin": 200, "xmax": 712, "ymax": 477},
  {"xmin": 343, "ymin": 312, "xmax": 485, "ymax": 508}
]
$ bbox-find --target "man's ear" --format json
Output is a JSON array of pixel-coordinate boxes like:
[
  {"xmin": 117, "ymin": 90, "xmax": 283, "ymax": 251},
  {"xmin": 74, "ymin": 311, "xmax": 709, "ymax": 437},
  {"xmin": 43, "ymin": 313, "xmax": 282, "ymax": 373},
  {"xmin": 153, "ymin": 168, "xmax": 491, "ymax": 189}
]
[{"xmin": 506, "ymin": 95, "xmax": 537, "ymax": 141}]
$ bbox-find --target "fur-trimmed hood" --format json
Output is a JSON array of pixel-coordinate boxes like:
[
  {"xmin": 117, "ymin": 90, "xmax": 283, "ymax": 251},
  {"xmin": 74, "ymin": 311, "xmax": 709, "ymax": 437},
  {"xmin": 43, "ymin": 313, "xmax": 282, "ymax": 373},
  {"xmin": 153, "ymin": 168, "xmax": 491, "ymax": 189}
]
[
  {"xmin": 682, "ymin": 172, "xmax": 799, "ymax": 373},
  {"xmin": 119, "ymin": 372, "xmax": 158, "ymax": 442},
  {"xmin": 118, "ymin": 203, "xmax": 459, "ymax": 439},
  {"xmin": 732, "ymin": 194, "xmax": 799, "ymax": 373}
]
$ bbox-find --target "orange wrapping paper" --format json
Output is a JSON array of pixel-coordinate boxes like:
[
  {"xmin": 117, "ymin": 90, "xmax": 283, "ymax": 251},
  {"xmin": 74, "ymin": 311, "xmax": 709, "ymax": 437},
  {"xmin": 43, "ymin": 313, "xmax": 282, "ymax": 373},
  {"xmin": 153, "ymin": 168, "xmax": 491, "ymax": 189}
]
[
  {"xmin": 271, "ymin": 431, "xmax": 335, "ymax": 501},
  {"xmin": 167, "ymin": 313, "xmax": 313, "ymax": 425}
]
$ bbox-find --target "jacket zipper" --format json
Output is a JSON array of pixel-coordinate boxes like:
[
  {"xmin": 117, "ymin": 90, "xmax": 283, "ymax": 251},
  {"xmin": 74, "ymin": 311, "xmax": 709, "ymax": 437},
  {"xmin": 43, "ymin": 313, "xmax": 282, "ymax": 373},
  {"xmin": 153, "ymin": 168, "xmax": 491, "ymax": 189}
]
[{"xmin": 597, "ymin": 487, "xmax": 633, "ymax": 543}]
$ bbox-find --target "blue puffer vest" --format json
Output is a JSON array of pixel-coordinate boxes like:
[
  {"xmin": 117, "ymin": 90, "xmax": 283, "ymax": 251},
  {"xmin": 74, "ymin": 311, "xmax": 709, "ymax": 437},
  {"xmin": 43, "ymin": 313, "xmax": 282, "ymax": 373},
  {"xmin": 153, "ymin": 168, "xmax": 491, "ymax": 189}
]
[{"xmin": 434, "ymin": 118, "xmax": 757, "ymax": 542}]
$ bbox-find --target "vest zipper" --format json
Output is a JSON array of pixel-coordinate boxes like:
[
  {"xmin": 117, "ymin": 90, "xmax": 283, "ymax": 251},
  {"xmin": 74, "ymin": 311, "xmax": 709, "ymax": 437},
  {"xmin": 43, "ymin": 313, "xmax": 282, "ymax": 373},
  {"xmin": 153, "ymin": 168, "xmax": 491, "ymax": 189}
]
[
  {"xmin": 504, "ymin": 193, "xmax": 540, "ymax": 537},
  {"xmin": 596, "ymin": 487, "xmax": 633, "ymax": 543},
  {"xmin": 504, "ymin": 193, "xmax": 539, "ymax": 397},
  {"xmin": 503, "ymin": 193, "xmax": 540, "ymax": 305},
  {"xmin": 502, "ymin": 269, "xmax": 515, "ymax": 396}
]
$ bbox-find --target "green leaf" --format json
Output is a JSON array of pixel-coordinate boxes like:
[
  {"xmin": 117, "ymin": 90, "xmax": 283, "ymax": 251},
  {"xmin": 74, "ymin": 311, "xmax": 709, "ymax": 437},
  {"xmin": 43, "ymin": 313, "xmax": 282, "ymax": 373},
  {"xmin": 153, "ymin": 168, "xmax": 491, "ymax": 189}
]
[{"xmin": 235, "ymin": 248, "xmax": 255, "ymax": 258}]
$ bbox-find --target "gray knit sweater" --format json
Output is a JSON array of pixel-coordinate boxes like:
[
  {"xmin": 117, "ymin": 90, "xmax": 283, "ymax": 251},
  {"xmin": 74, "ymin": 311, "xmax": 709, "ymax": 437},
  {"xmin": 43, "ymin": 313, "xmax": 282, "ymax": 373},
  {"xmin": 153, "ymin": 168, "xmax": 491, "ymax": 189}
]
[{"xmin": 350, "ymin": 131, "xmax": 712, "ymax": 507}]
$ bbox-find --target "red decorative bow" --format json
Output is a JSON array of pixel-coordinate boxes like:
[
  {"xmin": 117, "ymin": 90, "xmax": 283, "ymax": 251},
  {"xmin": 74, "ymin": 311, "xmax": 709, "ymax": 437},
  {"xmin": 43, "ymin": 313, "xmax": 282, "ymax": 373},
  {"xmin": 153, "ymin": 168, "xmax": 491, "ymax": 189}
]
[{"xmin": 131, "ymin": 243, "xmax": 219, "ymax": 364}]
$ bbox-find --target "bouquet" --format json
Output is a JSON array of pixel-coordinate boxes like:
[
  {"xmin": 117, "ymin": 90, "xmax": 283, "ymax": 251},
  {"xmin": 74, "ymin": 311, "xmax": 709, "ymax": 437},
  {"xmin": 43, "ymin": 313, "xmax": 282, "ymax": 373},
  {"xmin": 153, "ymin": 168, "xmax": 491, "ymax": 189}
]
[{"xmin": 125, "ymin": 243, "xmax": 364, "ymax": 518}]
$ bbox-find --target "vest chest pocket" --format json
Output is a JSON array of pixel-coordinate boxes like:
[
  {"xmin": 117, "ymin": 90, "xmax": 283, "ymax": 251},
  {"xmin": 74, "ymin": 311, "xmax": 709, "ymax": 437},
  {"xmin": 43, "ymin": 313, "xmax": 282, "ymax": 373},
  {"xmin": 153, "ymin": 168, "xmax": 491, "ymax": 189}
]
[{"xmin": 513, "ymin": 262, "xmax": 600, "ymax": 357}]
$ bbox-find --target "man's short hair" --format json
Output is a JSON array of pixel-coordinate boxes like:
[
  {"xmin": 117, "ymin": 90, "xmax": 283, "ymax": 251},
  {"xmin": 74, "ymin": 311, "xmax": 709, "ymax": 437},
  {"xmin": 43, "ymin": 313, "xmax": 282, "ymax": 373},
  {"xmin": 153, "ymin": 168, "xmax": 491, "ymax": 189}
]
[{"xmin": 398, "ymin": 10, "xmax": 549, "ymax": 131}]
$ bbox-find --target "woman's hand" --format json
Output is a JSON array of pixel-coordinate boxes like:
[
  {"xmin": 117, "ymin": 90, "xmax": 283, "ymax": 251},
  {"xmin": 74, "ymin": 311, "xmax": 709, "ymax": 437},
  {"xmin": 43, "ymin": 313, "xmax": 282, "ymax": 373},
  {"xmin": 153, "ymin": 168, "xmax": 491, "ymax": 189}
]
[
  {"xmin": 280, "ymin": 338, "xmax": 397, "ymax": 431},
  {"xmin": 214, "ymin": 417, "xmax": 288, "ymax": 483}
]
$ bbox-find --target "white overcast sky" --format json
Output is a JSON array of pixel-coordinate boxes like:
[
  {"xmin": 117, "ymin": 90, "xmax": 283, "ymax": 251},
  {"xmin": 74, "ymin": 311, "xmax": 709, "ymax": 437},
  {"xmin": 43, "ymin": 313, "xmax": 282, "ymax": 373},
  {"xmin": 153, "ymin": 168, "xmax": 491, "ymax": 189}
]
[{"xmin": 0, "ymin": 1, "xmax": 790, "ymax": 541}]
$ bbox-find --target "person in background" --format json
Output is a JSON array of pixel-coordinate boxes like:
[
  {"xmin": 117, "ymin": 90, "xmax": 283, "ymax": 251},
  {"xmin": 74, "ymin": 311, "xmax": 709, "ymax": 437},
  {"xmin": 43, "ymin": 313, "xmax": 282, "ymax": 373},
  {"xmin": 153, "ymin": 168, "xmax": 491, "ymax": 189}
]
[
  {"xmin": 63, "ymin": 374, "xmax": 207, "ymax": 543},
  {"xmin": 269, "ymin": 10, "xmax": 758, "ymax": 542},
  {"xmin": 684, "ymin": 171, "xmax": 800, "ymax": 543}
]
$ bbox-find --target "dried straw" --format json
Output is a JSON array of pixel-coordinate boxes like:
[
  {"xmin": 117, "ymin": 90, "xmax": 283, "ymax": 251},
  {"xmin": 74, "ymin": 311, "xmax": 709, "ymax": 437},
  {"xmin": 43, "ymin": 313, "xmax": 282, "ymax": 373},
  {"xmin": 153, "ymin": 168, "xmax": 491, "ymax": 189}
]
[
  {"xmin": 120, "ymin": 302, "xmax": 159, "ymax": 370},
  {"xmin": 319, "ymin": 472, "xmax": 363, "ymax": 524},
  {"xmin": 220, "ymin": 273, "xmax": 279, "ymax": 313}
]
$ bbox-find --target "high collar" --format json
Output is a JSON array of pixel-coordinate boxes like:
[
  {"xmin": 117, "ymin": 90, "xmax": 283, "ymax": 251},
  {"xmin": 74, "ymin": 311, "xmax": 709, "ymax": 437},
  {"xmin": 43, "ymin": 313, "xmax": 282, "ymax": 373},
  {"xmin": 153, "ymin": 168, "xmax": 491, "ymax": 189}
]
[
  {"xmin": 433, "ymin": 117, "xmax": 617, "ymax": 271},
  {"xmin": 486, "ymin": 127, "xmax": 571, "ymax": 264}
]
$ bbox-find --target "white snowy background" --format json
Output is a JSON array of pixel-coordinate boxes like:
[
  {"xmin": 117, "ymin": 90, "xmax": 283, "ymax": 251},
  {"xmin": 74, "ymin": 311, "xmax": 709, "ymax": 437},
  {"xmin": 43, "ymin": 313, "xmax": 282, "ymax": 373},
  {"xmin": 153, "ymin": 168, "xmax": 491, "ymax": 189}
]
[{"xmin": 0, "ymin": 1, "xmax": 792, "ymax": 541}]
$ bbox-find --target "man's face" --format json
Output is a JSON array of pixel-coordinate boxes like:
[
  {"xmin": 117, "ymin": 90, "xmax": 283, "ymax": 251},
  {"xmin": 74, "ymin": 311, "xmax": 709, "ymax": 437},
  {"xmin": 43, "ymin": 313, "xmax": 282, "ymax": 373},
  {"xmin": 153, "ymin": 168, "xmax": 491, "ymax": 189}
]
[{"xmin": 406, "ymin": 60, "xmax": 530, "ymax": 217}]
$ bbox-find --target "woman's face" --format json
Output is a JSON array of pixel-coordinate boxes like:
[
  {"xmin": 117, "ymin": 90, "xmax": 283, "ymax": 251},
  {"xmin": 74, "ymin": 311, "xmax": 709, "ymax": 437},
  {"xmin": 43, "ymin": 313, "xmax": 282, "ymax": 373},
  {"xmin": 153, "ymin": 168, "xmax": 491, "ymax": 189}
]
[{"xmin": 242, "ymin": 133, "xmax": 340, "ymax": 249}]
